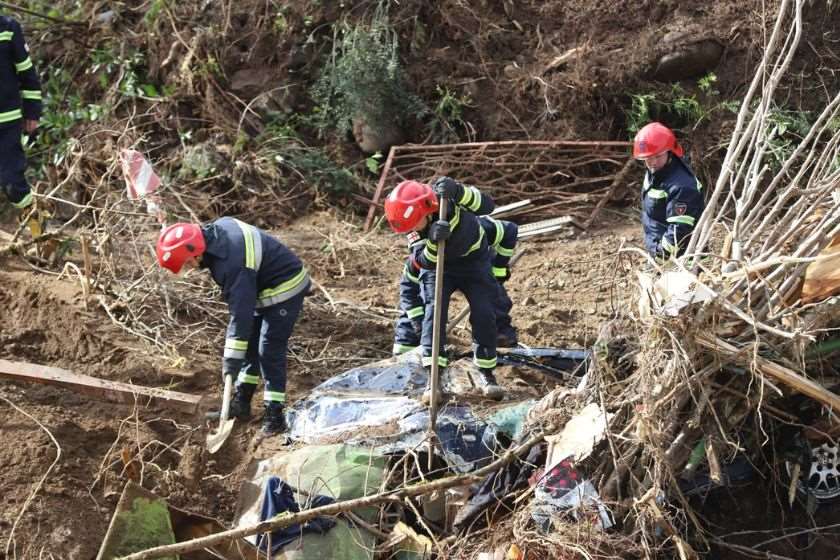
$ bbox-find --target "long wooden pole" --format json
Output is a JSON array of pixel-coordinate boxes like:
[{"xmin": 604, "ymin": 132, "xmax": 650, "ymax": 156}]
[
  {"xmin": 118, "ymin": 431, "xmax": 546, "ymax": 560},
  {"xmin": 427, "ymin": 196, "xmax": 448, "ymax": 471}
]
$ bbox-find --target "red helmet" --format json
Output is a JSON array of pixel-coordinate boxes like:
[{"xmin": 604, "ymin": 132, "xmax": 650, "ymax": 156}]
[
  {"xmin": 633, "ymin": 122, "xmax": 684, "ymax": 159},
  {"xmin": 384, "ymin": 180, "xmax": 438, "ymax": 233},
  {"xmin": 156, "ymin": 223, "xmax": 206, "ymax": 274}
]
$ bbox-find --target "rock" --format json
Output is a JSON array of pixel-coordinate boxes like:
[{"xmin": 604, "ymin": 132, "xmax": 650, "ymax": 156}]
[
  {"xmin": 652, "ymin": 38, "xmax": 724, "ymax": 81},
  {"xmin": 352, "ymin": 117, "xmax": 405, "ymax": 154},
  {"xmin": 522, "ymin": 296, "xmax": 536, "ymax": 306}
]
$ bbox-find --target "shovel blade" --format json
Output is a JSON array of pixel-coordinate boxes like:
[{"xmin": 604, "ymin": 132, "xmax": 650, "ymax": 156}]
[{"xmin": 206, "ymin": 418, "xmax": 235, "ymax": 454}]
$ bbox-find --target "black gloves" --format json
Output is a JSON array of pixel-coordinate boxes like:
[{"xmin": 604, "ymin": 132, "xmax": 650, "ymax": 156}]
[
  {"xmin": 432, "ymin": 176, "xmax": 464, "ymax": 201},
  {"xmin": 429, "ymin": 220, "xmax": 451, "ymax": 242}
]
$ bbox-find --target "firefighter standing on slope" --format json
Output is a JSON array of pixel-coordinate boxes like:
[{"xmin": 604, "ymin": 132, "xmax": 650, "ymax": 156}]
[
  {"xmin": 384, "ymin": 177, "xmax": 503, "ymax": 398},
  {"xmin": 156, "ymin": 218, "xmax": 310, "ymax": 436},
  {"xmin": 392, "ymin": 215, "xmax": 519, "ymax": 356},
  {"xmin": 633, "ymin": 122, "xmax": 704, "ymax": 259},
  {"xmin": 0, "ymin": 15, "xmax": 42, "ymax": 225}
]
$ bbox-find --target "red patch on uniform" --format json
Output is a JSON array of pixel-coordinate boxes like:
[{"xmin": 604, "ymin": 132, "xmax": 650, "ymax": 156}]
[{"xmin": 675, "ymin": 203, "xmax": 688, "ymax": 215}]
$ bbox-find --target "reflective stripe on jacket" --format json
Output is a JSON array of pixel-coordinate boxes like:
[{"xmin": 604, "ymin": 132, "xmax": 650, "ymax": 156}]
[
  {"xmin": 0, "ymin": 16, "xmax": 41, "ymax": 124},
  {"xmin": 641, "ymin": 155, "xmax": 704, "ymax": 258},
  {"xmin": 201, "ymin": 217, "xmax": 309, "ymax": 372}
]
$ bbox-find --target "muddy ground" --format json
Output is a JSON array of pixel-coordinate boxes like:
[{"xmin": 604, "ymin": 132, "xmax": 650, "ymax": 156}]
[
  {"xmin": 3, "ymin": 0, "xmax": 840, "ymax": 557},
  {"xmin": 0, "ymin": 208, "xmax": 642, "ymax": 559}
]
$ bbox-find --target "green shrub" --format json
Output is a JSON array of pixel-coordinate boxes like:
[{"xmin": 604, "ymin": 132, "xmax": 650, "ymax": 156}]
[{"xmin": 310, "ymin": 5, "xmax": 423, "ymax": 138}]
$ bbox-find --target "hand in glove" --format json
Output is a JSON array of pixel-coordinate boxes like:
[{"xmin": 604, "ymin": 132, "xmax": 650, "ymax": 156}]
[
  {"xmin": 429, "ymin": 220, "xmax": 451, "ymax": 242},
  {"xmin": 432, "ymin": 176, "xmax": 463, "ymax": 201}
]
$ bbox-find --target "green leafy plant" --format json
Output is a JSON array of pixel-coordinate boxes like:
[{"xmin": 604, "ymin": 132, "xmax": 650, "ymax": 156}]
[
  {"xmin": 311, "ymin": 5, "xmax": 423, "ymax": 139},
  {"xmin": 763, "ymin": 106, "xmax": 813, "ymax": 169},
  {"xmin": 625, "ymin": 73, "xmax": 722, "ymax": 136},
  {"xmin": 88, "ymin": 48, "xmax": 161, "ymax": 99},
  {"xmin": 32, "ymin": 67, "xmax": 107, "ymax": 168},
  {"xmin": 428, "ymin": 85, "xmax": 475, "ymax": 143},
  {"xmin": 255, "ymin": 119, "xmax": 359, "ymax": 194}
]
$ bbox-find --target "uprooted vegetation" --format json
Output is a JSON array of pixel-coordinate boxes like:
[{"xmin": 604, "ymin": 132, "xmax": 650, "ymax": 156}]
[{"xmin": 1, "ymin": 0, "xmax": 840, "ymax": 559}]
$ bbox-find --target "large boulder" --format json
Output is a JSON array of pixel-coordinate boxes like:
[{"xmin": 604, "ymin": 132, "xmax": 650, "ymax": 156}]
[
  {"xmin": 652, "ymin": 38, "xmax": 724, "ymax": 81},
  {"xmin": 352, "ymin": 117, "xmax": 405, "ymax": 154}
]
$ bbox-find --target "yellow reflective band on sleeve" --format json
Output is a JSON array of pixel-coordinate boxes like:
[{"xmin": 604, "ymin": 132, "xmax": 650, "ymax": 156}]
[
  {"xmin": 492, "ymin": 219, "xmax": 504, "ymax": 248},
  {"xmin": 0, "ymin": 31, "xmax": 13, "ymax": 41},
  {"xmin": 0, "ymin": 109, "xmax": 23, "ymax": 123},
  {"xmin": 496, "ymin": 245, "xmax": 514, "ymax": 257},
  {"xmin": 404, "ymin": 263, "xmax": 420, "ymax": 283},
  {"xmin": 423, "ymin": 239, "xmax": 438, "ymax": 263},
  {"xmin": 237, "ymin": 372, "xmax": 260, "ymax": 385},
  {"xmin": 21, "ymin": 90, "xmax": 42, "ymax": 100},
  {"xmin": 264, "ymin": 391, "xmax": 286, "ymax": 403},
  {"xmin": 458, "ymin": 185, "xmax": 483, "ymax": 212},
  {"xmin": 407, "ymin": 306, "xmax": 424, "ymax": 319},
  {"xmin": 474, "ymin": 356, "xmax": 497, "ymax": 369},
  {"xmin": 15, "ymin": 57, "xmax": 33, "ymax": 73},
  {"xmin": 11, "ymin": 192, "xmax": 33, "ymax": 209},
  {"xmin": 646, "ymin": 188, "xmax": 668, "ymax": 200},
  {"xmin": 696, "ymin": 180, "xmax": 703, "ymax": 191},
  {"xmin": 463, "ymin": 227, "xmax": 485, "ymax": 256},
  {"xmin": 667, "ymin": 215, "xmax": 696, "ymax": 226},
  {"xmin": 492, "ymin": 266, "xmax": 507, "ymax": 278}
]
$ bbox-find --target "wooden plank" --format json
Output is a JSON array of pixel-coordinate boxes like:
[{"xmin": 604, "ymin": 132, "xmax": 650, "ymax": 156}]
[
  {"xmin": 0, "ymin": 359, "xmax": 203, "ymax": 414},
  {"xmin": 489, "ymin": 199, "xmax": 532, "ymax": 218}
]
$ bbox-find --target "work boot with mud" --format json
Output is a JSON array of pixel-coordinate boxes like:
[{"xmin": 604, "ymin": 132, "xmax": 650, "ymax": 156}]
[
  {"xmin": 496, "ymin": 330, "xmax": 518, "ymax": 348},
  {"xmin": 261, "ymin": 402, "xmax": 287, "ymax": 435},
  {"xmin": 479, "ymin": 368, "xmax": 504, "ymax": 401},
  {"xmin": 205, "ymin": 383, "xmax": 255, "ymax": 421}
]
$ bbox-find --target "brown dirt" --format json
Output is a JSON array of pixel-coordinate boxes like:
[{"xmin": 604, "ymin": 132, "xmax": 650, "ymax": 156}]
[
  {"xmin": 0, "ymin": 207, "xmax": 640, "ymax": 558},
  {"xmin": 3, "ymin": 0, "xmax": 839, "ymax": 557}
]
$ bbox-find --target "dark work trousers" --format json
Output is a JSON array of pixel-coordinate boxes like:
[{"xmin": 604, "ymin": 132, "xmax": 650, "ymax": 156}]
[
  {"xmin": 0, "ymin": 122, "xmax": 30, "ymax": 208},
  {"xmin": 235, "ymin": 291, "xmax": 305, "ymax": 404},
  {"xmin": 420, "ymin": 264, "xmax": 498, "ymax": 370},
  {"xmin": 494, "ymin": 282, "xmax": 516, "ymax": 341}
]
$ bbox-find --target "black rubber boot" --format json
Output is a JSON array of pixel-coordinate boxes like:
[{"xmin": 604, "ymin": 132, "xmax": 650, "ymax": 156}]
[
  {"xmin": 496, "ymin": 331, "xmax": 518, "ymax": 348},
  {"xmin": 205, "ymin": 383, "xmax": 255, "ymax": 420},
  {"xmin": 479, "ymin": 368, "xmax": 504, "ymax": 401},
  {"xmin": 261, "ymin": 402, "xmax": 288, "ymax": 435}
]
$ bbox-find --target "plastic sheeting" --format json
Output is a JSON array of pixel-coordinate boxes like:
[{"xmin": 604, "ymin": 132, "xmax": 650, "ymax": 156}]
[
  {"xmin": 237, "ymin": 444, "xmax": 385, "ymax": 529},
  {"xmin": 288, "ymin": 395, "xmax": 423, "ymax": 444},
  {"xmin": 389, "ymin": 406, "xmax": 501, "ymax": 473},
  {"xmin": 488, "ymin": 400, "xmax": 535, "ymax": 442}
]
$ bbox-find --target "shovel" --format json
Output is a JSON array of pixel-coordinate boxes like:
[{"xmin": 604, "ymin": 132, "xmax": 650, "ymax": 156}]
[{"xmin": 206, "ymin": 373, "xmax": 235, "ymax": 454}]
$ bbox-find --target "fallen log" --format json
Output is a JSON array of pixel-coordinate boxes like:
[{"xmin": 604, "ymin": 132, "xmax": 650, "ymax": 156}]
[
  {"xmin": 0, "ymin": 359, "xmax": 202, "ymax": 414},
  {"xmin": 117, "ymin": 431, "xmax": 546, "ymax": 560}
]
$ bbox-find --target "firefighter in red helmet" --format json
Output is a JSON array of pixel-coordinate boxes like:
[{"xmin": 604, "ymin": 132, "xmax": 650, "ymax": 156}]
[
  {"xmin": 633, "ymin": 122, "xmax": 704, "ymax": 258},
  {"xmin": 157, "ymin": 218, "xmax": 310, "ymax": 436},
  {"xmin": 384, "ymin": 177, "xmax": 504, "ymax": 399}
]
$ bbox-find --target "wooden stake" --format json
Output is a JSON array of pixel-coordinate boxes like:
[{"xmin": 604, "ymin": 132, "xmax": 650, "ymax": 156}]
[{"xmin": 428, "ymin": 196, "xmax": 448, "ymax": 472}]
